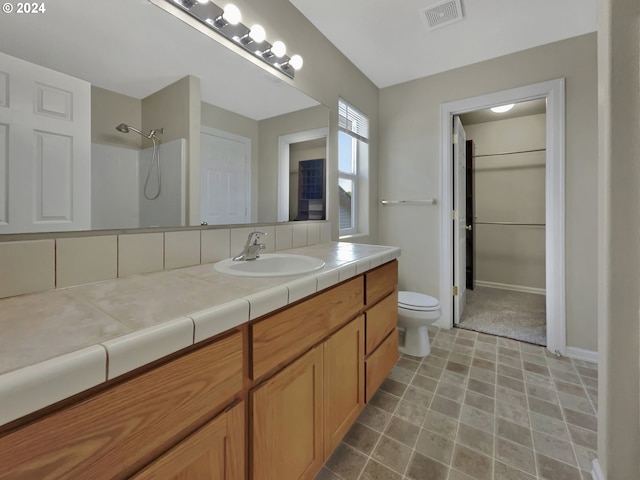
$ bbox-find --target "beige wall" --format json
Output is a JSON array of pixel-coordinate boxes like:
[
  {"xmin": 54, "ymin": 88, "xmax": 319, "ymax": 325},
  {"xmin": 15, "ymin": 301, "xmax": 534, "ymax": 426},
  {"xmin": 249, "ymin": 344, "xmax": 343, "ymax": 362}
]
[
  {"xmin": 142, "ymin": 75, "xmax": 201, "ymax": 225},
  {"xmin": 257, "ymin": 105, "xmax": 328, "ymax": 222},
  {"xmin": 379, "ymin": 33, "xmax": 598, "ymax": 351},
  {"xmin": 465, "ymin": 114, "xmax": 546, "ymax": 290},
  {"xmin": 91, "ymin": 86, "xmax": 142, "ymax": 149},
  {"xmin": 597, "ymin": 0, "xmax": 640, "ymax": 477}
]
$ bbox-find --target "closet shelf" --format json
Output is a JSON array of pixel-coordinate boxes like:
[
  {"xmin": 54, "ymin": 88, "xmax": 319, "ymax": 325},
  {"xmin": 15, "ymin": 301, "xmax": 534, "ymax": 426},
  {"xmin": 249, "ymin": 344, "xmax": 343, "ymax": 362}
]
[{"xmin": 380, "ymin": 199, "xmax": 437, "ymax": 205}]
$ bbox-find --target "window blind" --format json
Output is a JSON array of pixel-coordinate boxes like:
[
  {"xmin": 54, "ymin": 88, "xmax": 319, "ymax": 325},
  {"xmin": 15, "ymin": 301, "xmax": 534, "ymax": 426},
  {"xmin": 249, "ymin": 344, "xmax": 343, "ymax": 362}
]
[{"xmin": 338, "ymin": 98, "xmax": 369, "ymax": 143}]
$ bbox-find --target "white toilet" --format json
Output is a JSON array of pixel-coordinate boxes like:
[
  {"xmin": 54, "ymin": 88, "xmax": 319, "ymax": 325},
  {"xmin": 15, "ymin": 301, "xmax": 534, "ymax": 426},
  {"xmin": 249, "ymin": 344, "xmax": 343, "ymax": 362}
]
[{"xmin": 397, "ymin": 291, "xmax": 442, "ymax": 357}]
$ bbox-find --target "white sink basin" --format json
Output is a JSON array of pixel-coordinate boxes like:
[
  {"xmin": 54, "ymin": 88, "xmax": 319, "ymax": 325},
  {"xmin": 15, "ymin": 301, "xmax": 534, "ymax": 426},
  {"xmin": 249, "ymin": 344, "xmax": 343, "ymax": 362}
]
[{"xmin": 213, "ymin": 253, "xmax": 325, "ymax": 277}]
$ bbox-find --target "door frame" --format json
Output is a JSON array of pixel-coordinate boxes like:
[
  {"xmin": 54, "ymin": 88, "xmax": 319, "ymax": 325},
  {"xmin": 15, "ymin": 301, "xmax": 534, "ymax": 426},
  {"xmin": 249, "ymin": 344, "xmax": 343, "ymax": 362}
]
[
  {"xmin": 439, "ymin": 78, "xmax": 566, "ymax": 355},
  {"xmin": 200, "ymin": 125, "xmax": 252, "ymax": 224},
  {"xmin": 277, "ymin": 127, "xmax": 329, "ymax": 222}
]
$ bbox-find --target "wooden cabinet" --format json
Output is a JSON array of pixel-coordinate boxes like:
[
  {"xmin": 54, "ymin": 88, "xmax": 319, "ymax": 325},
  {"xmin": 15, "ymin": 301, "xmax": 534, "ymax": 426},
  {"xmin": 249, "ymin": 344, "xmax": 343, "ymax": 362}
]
[
  {"xmin": 251, "ymin": 316, "xmax": 365, "ymax": 480},
  {"xmin": 323, "ymin": 315, "xmax": 365, "ymax": 456},
  {"xmin": 251, "ymin": 346, "xmax": 324, "ymax": 480},
  {"xmin": 132, "ymin": 401, "xmax": 245, "ymax": 480},
  {"xmin": 0, "ymin": 260, "xmax": 399, "ymax": 480},
  {"xmin": 252, "ymin": 277, "xmax": 363, "ymax": 380},
  {"xmin": 0, "ymin": 331, "xmax": 244, "ymax": 479}
]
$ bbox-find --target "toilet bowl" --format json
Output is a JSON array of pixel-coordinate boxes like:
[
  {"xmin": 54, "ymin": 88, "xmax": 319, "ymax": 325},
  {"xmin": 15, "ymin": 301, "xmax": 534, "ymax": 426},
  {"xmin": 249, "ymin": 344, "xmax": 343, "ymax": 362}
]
[{"xmin": 397, "ymin": 291, "xmax": 442, "ymax": 357}]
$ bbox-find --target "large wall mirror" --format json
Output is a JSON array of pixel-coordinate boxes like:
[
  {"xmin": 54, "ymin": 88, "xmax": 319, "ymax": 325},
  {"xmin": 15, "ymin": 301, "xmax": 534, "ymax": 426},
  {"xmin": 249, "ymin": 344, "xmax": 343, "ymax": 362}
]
[{"xmin": 0, "ymin": 0, "xmax": 328, "ymax": 234}]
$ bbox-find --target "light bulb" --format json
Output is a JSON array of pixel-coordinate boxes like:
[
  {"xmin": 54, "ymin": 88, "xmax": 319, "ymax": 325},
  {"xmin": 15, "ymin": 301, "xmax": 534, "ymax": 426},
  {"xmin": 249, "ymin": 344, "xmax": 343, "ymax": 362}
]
[
  {"xmin": 195, "ymin": 0, "xmax": 209, "ymax": 4},
  {"xmin": 249, "ymin": 24, "xmax": 266, "ymax": 43},
  {"xmin": 222, "ymin": 4, "xmax": 241, "ymax": 25},
  {"xmin": 271, "ymin": 41, "xmax": 286, "ymax": 58},
  {"xmin": 490, "ymin": 104, "xmax": 514, "ymax": 113},
  {"xmin": 289, "ymin": 54, "xmax": 303, "ymax": 70}
]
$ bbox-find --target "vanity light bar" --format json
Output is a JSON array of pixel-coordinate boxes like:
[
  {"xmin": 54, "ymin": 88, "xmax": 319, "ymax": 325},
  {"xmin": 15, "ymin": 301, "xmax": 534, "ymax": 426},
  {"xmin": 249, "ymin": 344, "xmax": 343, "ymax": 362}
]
[{"xmin": 168, "ymin": 0, "xmax": 302, "ymax": 79}]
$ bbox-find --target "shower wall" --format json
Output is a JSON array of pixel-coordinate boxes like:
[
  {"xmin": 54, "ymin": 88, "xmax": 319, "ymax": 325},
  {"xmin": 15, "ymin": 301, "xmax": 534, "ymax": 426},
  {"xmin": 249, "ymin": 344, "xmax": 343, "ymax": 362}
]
[
  {"xmin": 465, "ymin": 113, "xmax": 546, "ymax": 292},
  {"xmin": 91, "ymin": 144, "xmax": 139, "ymax": 229},
  {"xmin": 91, "ymin": 139, "xmax": 186, "ymax": 229},
  {"xmin": 139, "ymin": 139, "xmax": 186, "ymax": 228}
]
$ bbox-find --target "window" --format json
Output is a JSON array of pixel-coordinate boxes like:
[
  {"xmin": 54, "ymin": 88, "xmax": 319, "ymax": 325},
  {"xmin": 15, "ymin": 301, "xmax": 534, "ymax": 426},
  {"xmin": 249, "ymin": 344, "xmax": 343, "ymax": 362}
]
[{"xmin": 338, "ymin": 98, "xmax": 369, "ymax": 236}]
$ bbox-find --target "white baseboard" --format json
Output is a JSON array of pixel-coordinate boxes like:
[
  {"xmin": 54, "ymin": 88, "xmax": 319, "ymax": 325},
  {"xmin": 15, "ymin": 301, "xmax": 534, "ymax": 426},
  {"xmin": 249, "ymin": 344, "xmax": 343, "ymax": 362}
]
[
  {"xmin": 591, "ymin": 459, "xmax": 604, "ymax": 480},
  {"xmin": 475, "ymin": 280, "xmax": 545, "ymax": 296},
  {"xmin": 566, "ymin": 346, "xmax": 599, "ymax": 364}
]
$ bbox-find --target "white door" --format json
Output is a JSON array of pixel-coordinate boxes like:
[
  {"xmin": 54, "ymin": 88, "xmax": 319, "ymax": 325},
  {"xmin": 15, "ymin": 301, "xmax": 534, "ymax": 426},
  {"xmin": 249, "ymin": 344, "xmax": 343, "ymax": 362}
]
[
  {"xmin": 200, "ymin": 127, "xmax": 250, "ymax": 225},
  {"xmin": 0, "ymin": 51, "xmax": 91, "ymax": 233},
  {"xmin": 453, "ymin": 116, "xmax": 467, "ymax": 324}
]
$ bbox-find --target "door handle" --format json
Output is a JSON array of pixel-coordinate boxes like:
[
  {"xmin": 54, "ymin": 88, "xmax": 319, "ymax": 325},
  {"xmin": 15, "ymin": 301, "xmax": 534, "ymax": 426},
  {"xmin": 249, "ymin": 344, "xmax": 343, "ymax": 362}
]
[
  {"xmin": 465, "ymin": 225, "xmax": 472, "ymax": 231},
  {"xmin": 201, "ymin": 221, "xmax": 208, "ymax": 226}
]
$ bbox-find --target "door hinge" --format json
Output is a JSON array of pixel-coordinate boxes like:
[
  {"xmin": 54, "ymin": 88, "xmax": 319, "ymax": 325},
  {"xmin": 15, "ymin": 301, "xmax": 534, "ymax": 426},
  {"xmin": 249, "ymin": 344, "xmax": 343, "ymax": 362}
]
[
  {"xmin": 452, "ymin": 210, "xmax": 457, "ymax": 220},
  {"xmin": 452, "ymin": 133, "xmax": 459, "ymax": 144},
  {"xmin": 453, "ymin": 286, "xmax": 459, "ymax": 296}
]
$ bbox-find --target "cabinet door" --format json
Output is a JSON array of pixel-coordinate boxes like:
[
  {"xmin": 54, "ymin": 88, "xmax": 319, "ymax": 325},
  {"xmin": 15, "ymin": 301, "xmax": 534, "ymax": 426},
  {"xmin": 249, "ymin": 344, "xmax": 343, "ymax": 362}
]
[
  {"xmin": 323, "ymin": 315, "xmax": 365, "ymax": 456},
  {"xmin": 252, "ymin": 346, "xmax": 323, "ymax": 480},
  {"xmin": 131, "ymin": 401, "xmax": 245, "ymax": 480}
]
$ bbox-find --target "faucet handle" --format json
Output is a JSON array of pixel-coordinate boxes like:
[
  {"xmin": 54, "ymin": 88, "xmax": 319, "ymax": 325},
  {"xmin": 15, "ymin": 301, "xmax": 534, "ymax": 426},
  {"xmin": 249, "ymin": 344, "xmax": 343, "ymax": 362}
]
[{"xmin": 247, "ymin": 231, "xmax": 266, "ymax": 245}]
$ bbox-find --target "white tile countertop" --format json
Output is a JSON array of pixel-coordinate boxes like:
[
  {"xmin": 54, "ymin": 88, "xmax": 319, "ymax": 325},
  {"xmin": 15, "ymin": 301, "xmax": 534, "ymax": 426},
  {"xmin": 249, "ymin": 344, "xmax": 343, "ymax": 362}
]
[{"xmin": 0, "ymin": 242, "xmax": 400, "ymax": 426}]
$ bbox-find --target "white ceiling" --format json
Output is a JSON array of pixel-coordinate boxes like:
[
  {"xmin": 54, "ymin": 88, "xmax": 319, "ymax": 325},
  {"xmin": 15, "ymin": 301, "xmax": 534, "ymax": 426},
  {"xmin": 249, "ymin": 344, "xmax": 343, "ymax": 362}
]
[
  {"xmin": 0, "ymin": 0, "xmax": 319, "ymax": 120},
  {"xmin": 290, "ymin": 0, "xmax": 598, "ymax": 88}
]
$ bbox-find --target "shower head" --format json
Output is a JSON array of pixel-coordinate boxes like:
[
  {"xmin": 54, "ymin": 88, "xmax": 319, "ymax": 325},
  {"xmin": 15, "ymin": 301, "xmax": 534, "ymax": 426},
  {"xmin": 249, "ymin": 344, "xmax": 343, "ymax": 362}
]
[{"xmin": 115, "ymin": 123, "xmax": 162, "ymax": 140}]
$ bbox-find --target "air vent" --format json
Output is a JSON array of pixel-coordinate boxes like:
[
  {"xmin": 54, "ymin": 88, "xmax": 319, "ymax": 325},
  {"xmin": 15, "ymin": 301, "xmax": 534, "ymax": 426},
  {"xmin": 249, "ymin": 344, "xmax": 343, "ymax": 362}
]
[{"xmin": 420, "ymin": 0, "xmax": 464, "ymax": 31}]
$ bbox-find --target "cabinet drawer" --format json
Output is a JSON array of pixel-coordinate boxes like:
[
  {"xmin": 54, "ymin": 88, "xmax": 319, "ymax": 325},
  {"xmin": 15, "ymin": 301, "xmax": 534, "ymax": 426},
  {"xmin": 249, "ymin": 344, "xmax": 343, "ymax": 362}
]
[
  {"xmin": 365, "ymin": 261, "xmax": 398, "ymax": 306},
  {"xmin": 365, "ymin": 291, "xmax": 398, "ymax": 355},
  {"xmin": 365, "ymin": 329, "xmax": 398, "ymax": 402},
  {"xmin": 252, "ymin": 277, "xmax": 363, "ymax": 380},
  {"xmin": 0, "ymin": 331, "xmax": 244, "ymax": 479}
]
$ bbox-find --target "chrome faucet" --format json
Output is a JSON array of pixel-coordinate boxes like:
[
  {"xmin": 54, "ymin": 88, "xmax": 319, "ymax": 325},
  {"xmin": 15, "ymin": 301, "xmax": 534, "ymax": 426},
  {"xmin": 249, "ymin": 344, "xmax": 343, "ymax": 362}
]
[{"xmin": 233, "ymin": 232, "xmax": 266, "ymax": 261}]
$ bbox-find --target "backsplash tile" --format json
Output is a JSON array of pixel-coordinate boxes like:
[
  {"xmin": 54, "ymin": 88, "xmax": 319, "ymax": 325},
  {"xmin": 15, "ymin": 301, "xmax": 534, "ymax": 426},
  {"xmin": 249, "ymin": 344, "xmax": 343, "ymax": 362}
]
[
  {"xmin": 201, "ymin": 229, "xmax": 231, "ymax": 263},
  {"xmin": 0, "ymin": 239, "xmax": 55, "ymax": 299},
  {"xmin": 164, "ymin": 230, "xmax": 200, "ymax": 270},
  {"xmin": 0, "ymin": 222, "xmax": 331, "ymax": 298},
  {"xmin": 292, "ymin": 223, "xmax": 308, "ymax": 248},
  {"xmin": 118, "ymin": 233, "xmax": 164, "ymax": 277},
  {"xmin": 307, "ymin": 223, "xmax": 320, "ymax": 245},
  {"xmin": 275, "ymin": 224, "xmax": 293, "ymax": 251},
  {"xmin": 57, "ymin": 236, "xmax": 117, "ymax": 288}
]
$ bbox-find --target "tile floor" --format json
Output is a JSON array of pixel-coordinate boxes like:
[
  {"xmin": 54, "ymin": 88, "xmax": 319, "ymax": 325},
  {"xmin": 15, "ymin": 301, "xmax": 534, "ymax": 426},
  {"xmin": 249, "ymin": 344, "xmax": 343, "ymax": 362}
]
[{"xmin": 316, "ymin": 327, "xmax": 598, "ymax": 480}]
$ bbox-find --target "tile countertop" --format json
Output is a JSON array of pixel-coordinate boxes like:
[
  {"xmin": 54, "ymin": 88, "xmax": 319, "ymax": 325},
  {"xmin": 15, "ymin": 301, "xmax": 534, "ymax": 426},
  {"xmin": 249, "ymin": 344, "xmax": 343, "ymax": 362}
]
[{"xmin": 0, "ymin": 242, "xmax": 400, "ymax": 426}]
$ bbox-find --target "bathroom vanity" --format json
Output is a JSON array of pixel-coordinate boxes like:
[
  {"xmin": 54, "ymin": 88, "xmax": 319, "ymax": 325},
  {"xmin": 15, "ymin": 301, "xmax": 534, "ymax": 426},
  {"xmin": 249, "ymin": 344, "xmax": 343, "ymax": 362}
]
[{"xmin": 0, "ymin": 245, "xmax": 399, "ymax": 479}]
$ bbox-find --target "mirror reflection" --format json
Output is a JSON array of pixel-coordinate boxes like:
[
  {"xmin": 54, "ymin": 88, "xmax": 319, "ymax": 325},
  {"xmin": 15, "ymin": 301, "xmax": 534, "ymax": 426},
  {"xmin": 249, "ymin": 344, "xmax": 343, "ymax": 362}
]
[{"xmin": 0, "ymin": 0, "xmax": 328, "ymax": 234}]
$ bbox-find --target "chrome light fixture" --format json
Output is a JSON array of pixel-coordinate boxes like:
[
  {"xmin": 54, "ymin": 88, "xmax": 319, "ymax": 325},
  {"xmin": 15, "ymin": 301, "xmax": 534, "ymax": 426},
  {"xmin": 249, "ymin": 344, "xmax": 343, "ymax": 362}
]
[{"xmin": 166, "ymin": 0, "xmax": 303, "ymax": 79}]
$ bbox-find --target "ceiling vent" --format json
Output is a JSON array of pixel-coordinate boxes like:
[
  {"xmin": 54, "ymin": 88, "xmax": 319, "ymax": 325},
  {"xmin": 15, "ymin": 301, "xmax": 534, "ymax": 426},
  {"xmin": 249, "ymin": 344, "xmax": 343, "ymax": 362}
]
[{"xmin": 420, "ymin": 0, "xmax": 464, "ymax": 31}]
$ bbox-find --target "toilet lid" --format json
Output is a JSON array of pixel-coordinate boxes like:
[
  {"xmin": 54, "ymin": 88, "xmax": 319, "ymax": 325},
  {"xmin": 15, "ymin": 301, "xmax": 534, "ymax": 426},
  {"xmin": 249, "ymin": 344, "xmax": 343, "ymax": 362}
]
[{"xmin": 398, "ymin": 291, "xmax": 440, "ymax": 311}]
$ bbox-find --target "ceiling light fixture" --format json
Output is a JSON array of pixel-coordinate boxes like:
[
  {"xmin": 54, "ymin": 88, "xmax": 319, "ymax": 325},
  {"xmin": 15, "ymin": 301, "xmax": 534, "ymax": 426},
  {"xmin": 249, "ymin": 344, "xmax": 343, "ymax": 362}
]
[
  {"xmin": 163, "ymin": 0, "xmax": 303, "ymax": 78},
  {"xmin": 491, "ymin": 104, "xmax": 515, "ymax": 113}
]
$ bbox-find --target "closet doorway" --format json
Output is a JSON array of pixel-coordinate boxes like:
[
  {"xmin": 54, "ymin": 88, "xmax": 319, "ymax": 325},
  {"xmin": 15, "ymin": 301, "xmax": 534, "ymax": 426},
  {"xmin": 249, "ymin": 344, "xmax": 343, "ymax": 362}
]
[
  {"xmin": 457, "ymin": 99, "xmax": 547, "ymax": 345},
  {"xmin": 439, "ymin": 79, "xmax": 566, "ymax": 356}
]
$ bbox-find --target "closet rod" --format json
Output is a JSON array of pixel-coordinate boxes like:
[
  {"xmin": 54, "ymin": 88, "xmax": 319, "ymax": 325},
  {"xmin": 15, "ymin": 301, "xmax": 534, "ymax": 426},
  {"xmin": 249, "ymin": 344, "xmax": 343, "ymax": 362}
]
[
  {"xmin": 475, "ymin": 221, "xmax": 545, "ymax": 227},
  {"xmin": 475, "ymin": 148, "xmax": 546, "ymax": 158}
]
